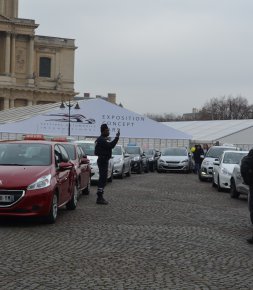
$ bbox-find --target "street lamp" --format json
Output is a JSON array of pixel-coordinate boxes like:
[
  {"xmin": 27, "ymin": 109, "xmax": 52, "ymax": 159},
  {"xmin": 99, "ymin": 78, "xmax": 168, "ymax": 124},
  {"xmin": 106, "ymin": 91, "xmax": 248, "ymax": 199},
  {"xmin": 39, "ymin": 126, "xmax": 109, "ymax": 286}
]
[{"xmin": 60, "ymin": 100, "xmax": 80, "ymax": 136}]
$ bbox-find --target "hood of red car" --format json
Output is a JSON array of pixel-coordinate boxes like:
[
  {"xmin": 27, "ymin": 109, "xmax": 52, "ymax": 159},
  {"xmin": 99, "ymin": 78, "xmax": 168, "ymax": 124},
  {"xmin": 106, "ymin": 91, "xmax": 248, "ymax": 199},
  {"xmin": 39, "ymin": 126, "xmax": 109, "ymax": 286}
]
[{"xmin": 0, "ymin": 166, "xmax": 52, "ymax": 189}]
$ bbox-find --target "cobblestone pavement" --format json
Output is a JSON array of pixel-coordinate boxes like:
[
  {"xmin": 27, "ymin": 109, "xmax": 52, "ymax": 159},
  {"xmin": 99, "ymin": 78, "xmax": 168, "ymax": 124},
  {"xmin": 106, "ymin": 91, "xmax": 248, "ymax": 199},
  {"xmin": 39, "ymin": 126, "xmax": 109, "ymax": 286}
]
[{"xmin": 0, "ymin": 172, "xmax": 253, "ymax": 290}]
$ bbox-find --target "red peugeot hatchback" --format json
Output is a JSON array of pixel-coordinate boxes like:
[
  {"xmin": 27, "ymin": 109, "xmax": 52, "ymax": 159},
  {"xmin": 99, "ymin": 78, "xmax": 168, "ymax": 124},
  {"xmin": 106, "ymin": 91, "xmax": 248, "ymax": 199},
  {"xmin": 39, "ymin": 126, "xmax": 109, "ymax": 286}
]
[{"xmin": 0, "ymin": 137, "xmax": 77, "ymax": 223}]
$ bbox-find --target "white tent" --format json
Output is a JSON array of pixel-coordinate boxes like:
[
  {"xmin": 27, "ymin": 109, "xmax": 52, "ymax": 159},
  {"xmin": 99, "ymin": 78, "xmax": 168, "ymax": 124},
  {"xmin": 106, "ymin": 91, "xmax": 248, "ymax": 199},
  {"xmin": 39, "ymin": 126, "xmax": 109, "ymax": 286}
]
[{"xmin": 0, "ymin": 99, "xmax": 191, "ymax": 141}]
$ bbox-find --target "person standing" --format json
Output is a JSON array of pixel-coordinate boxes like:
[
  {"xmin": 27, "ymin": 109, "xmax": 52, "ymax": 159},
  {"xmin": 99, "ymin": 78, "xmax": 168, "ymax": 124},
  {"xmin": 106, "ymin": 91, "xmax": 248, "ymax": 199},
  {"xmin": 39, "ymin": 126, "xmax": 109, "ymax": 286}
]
[
  {"xmin": 94, "ymin": 124, "xmax": 120, "ymax": 205},
  {"xmin": 193, "ymin": 144, "xmax": 204, "ymax": 174}
]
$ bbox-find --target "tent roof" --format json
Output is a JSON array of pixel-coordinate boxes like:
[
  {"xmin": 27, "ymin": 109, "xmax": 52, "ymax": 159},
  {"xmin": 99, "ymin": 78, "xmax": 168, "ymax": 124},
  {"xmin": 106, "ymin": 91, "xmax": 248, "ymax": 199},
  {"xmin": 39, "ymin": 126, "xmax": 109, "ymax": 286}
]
[
  {"xmin": 0, "ymin": 99, "xmax": 191, "ymax": 140},
  {"xmin": 163, "ymin": 120, "xmax": 253, "ymax": 142}
]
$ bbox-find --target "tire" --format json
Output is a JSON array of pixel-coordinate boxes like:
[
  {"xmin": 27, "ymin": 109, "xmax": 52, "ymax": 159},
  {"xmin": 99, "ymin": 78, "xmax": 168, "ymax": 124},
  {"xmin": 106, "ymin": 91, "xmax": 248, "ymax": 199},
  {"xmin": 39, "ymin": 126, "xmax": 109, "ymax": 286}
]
[
  {"xmin": 126, "ymin": 166, "xmax": 131, "ymax": 177},
  {"xmin": 157, "ymin": 168, "xmax": 163, "ymax": 173},
  {"xmin": 230, "ymin": 178, "xmax": 240, "ymax": 198},
  {"xmin": 212, "ymin": 177, "xmax": 216, "ymax": 187},
  {"xmin": 119, "ymin": 167, "xmax": 124, "ymax": 179},
  {"xmin": 138, "ymin": 163, "xmax": 143, "ymax": 174},
  {"xmin": 45, "ymin": 193, "xmax": 58, "ymax": 224},
  {"xmin": 217, "ymin": 176, "xmax": 222, "ymax": 192},
  {"xmin": 82, "ymin": 177, "xmax": 91, "ymax": 195},
  {"xmin": 66, "ymin": 184, "xmax": 78, "ymax": 210}
]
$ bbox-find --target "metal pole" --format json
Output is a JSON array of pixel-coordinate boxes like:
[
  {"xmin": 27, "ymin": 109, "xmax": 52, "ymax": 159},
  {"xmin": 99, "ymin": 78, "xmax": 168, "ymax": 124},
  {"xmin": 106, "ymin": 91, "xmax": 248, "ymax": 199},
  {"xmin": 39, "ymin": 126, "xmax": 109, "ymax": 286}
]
[{"xmin": 68, "ymin": 100, "xmax": 71, "ymax": 136}]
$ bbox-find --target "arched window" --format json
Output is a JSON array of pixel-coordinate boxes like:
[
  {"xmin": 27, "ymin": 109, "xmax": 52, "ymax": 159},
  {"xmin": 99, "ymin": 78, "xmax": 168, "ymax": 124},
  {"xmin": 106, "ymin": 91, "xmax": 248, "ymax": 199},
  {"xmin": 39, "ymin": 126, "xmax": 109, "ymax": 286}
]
[{"xmin": 39, "ymin": 57, "xmax": 51, "ymax": 77}]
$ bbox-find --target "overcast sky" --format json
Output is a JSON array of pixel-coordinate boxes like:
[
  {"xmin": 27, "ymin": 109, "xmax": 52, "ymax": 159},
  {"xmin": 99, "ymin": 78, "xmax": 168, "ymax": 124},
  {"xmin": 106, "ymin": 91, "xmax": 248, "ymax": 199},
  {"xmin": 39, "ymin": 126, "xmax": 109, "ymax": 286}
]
[{"xmin": 20, "ymin": 0, "xmax": 253, "ymax": 115}]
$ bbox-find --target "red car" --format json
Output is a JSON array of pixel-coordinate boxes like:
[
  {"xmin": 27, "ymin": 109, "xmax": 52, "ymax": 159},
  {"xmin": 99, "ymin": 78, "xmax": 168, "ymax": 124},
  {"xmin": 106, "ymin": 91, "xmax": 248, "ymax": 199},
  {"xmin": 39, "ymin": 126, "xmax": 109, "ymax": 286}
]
[
  {"xmin": 59, "ymin": 142, "xmax": 91, "ymax": 195},
  {"xmin": 0, "ymin": 139, "xmax": 78, "ymax": 223}
]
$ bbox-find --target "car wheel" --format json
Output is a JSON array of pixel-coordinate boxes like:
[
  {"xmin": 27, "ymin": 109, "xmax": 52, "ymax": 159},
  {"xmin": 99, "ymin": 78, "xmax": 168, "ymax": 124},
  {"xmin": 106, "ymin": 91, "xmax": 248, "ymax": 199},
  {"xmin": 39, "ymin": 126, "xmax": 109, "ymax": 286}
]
[
  {"xmin": 82, "ymin": 177, "xmax": 91, "ymax": 195},
  {"xmin": 66, "ymin": 184, "xmax": 78, "ymax": 210},
  {"xmin": 217, "ymin": 176, "xmax": 222, "ymax": 192},
  {"xmin": 230, "ymin": 178, "xmax": 240, "ymax": 198},
  {"xmin": 212, "ymin": 177, "xmax": 216, "ymax": 187},
  {"xmin": 126, "ymin": 166, "xmax": 131, "ymax": 177},
  {"xmin": 45, "ymin": 193, "xmax": 58, "ymax": 224},
  {"xmin": 119, "ymin": 167, "xmax": 124, "ymax": 179},
  {"xmin": 138, "ymin": 163, "xmax": 143, "ymax": 174}
]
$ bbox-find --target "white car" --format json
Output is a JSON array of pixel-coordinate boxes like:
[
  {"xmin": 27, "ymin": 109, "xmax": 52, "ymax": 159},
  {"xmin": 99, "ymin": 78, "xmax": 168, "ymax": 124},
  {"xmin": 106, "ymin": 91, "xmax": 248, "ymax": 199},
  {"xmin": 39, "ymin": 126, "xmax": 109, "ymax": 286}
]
[
  {"xmin": 157, "ymin": 147, "xmax": 191, "ymax": 173},
  {"xmin": 230, "ymin": 162, "xmax": 249, "ymax": 198},
  {"xmin": 112, "ymin": 145, "xmax": 131, "ymax": 178},
  {"xmin": 199, "ymin": 145, "xmax": 238, "ymax": 181},
  {"xmin": 212, "ymin": 150, "xmax": 248, "ymax": 191},
  {"xmin": 75, "ymin": 140, "xmax": 114, "ymax": 183}
]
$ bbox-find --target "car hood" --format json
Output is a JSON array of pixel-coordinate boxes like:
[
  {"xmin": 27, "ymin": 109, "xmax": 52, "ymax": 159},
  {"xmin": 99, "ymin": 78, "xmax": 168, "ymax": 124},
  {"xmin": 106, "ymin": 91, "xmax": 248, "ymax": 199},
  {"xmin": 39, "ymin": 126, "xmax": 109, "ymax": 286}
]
[
  {"xmin": 160, "ymin": 156, "xmax": 188, "ymax": 162},
  {"xmin": 220, "ymin": 163, "xmax": 237, "ymax": 174},
  {"xmin": 0, "ymin": 166, "xmax": 52, "ymax": 189}
]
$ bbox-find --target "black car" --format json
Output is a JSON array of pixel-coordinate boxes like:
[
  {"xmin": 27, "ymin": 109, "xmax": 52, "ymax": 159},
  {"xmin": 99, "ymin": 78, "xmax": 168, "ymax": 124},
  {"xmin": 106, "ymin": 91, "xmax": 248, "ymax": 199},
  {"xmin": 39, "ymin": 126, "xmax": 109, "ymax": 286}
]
[
  {"xmin": 145, "ymin": 149, "xmax": 160, "ymax": 172},
  {"xmin": 125, "ymin": 146, "xmax": 149, "ymax": 174}
]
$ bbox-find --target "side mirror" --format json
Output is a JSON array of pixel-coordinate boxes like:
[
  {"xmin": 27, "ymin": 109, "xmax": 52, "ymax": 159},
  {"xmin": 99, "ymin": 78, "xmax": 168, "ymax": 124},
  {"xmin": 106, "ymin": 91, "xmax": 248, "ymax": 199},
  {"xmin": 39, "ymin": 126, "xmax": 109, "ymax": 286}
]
[
  {"xmin": 59, "ymin": 162, "xmax": 73, "ymax": 170},
  {"xmin": 124, "ymin": 153, "xmax": 130, "ymax": 158},
  {"xmin": 213, "ymin": 160, "xmax": 220, "ymax": 166},
  {"xmin": 80, "ymin": 157, "xmax": 89, "ymax": 165}
]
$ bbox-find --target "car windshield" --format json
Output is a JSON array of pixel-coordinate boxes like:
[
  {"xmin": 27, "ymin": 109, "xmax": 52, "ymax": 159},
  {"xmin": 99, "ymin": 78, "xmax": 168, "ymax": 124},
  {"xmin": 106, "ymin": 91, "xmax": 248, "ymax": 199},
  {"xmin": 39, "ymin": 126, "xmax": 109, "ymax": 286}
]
[
  {"xmin": 125, "ymin": 147, "xmax": 141, "ymax": 154},
  {"xmin": 62, "ymin": 144, "xmax": 76, "ymax": 160},
  {"xmin": 112, "ymin": 146, "xmax": 122, "ymax": 155},
  {"xmin": 145, "ymin": 149, "xmax": 154, "ymax": 156},
  {"xmin": 79, "ymin": 143, "xmax": 95, "ymax": 156},
  {"xmin": 162, "ymin": 148, "xmax": 187, "ymax": 156},
  {"xmin": 0, "ymin": 143, "xmax": 51, "ymax": 166},
  {"xmin": 223, "ymin": 152, "xmax": 248, "ymax": 164},
  {"xmin": 206, "ymin": 147, "xmax": 236, "ymax": 158}
]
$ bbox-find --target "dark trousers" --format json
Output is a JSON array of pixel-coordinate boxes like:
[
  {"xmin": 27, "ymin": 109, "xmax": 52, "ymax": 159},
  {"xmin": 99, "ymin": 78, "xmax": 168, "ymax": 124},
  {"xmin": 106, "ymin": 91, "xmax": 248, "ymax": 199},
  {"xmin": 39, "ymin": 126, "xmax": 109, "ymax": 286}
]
[
  {"xmin": 97, "ymin": 157, "xmax": 109, "ymax": 190},
  {"xmin": 249, "ymin": 184, "xmax": 253, "ymax": 224}
]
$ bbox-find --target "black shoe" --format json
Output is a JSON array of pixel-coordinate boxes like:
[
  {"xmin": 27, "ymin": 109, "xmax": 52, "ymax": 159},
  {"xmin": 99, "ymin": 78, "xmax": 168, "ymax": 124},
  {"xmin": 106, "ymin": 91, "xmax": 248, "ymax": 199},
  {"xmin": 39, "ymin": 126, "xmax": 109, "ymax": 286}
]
[
  {"xmin": 247, "ymin": 237, "xmax": 253, "ymax": 244},
  {"xmin": 96, "ymin": 197, "xmax": 108, "ymax": 205}
]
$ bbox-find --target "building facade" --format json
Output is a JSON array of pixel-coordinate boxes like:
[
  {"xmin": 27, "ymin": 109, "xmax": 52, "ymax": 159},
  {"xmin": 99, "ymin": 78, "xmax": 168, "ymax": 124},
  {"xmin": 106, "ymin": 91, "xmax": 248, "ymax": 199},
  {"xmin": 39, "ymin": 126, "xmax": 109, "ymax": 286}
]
[{"xmin": 0, "ymin": 0, "xmax": 77, "ymax": 110}]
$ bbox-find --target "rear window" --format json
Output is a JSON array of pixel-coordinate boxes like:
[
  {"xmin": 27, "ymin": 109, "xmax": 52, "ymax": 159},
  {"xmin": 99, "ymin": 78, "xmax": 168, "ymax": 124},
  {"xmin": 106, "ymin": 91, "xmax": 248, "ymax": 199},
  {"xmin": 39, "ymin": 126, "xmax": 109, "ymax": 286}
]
[
  {"xmin": 206, "ymin": 147, "xmax": 237, "ymax": 158},
  {"xmin": 223, "ymin": 152, "xmax": 248, "ymax": 164},
  {"xmin": 79, "ymin": 143, "xmax": 95, "ymax": 156},
  {"xmin": 0, "ymin": 143, "xmax": 51, "ymax": 166},
  {"xmin": 162, "ymin": 148, "xmax": 187, "ymax": 156},
  {"xmin": 61, "ymin": 144, "xmax": 76, "ymax": 160},
  {"xmin": 125, "ymin": 146, "xmax": 141, "ymax": 154}
]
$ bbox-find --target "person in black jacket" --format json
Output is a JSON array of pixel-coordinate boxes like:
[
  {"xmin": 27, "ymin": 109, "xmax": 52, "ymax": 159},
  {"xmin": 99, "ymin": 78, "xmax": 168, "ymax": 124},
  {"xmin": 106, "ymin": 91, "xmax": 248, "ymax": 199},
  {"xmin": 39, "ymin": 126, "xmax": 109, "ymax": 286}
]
[{"xmin": 94, "ymin": 124, "xmax": 120, "ymax": 205}]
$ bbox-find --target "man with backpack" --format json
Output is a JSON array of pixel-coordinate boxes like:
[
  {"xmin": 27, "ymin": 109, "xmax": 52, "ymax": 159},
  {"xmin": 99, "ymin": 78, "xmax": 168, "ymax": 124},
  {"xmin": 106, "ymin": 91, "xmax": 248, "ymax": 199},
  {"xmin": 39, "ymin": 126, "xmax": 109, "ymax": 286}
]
[{"xmin": 240, "ymin": 149, "xmax": 253, "ymax": 243}]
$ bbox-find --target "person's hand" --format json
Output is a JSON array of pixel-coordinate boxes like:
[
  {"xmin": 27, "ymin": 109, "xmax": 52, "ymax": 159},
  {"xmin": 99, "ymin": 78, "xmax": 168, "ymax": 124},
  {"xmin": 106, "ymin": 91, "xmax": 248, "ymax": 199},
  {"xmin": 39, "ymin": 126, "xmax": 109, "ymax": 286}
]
[{"xmin": 116, "ymin": 129, "xmax": 120, "ymax": 138}]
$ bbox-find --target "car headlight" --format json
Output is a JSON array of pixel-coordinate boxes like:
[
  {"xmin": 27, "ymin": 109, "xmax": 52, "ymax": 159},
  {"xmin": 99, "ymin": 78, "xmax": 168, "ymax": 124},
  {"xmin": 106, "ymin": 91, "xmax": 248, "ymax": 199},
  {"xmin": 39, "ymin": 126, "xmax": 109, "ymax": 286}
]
[
  {"xmin": 202, "ymin": 160, "xmax": 209, "ymax": 166},
  {"xmin": 114, "ymin": 158, "xmax": 123, "ymax": 164},
  {"xmin": 159, "ymin": 159, "xmax": 165, "ymax": 163},
  {"xmin": 182, "ymin": 159, "xmax": 189, "ymax": 163},
  {"xmin": 133, "ymin": 156, "xmax": 140, "ymax": 161},
  {"xmin": 27, "ymin": 174, "xmax": 52, "ymax": 190},
  {"xmin": 221, "ymin": 167, "xmax": 231, "ymax": 176}
]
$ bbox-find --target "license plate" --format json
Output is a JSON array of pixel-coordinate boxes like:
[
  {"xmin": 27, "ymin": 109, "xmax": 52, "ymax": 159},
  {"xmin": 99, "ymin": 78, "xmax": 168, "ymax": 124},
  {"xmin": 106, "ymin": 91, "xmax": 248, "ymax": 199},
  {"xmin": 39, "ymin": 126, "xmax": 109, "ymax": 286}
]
[{"xmin": 0, "ymin": 195, "xmax": 14, "ymax": 202}]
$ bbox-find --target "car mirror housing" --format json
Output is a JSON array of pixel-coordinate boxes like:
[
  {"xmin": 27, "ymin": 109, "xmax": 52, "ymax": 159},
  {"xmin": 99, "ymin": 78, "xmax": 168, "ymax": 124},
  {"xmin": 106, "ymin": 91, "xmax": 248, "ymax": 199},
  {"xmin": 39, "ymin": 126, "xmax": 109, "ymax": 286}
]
[{"xmin": 59, "ymin": 162, "xmax": 73, "ymax": 170}]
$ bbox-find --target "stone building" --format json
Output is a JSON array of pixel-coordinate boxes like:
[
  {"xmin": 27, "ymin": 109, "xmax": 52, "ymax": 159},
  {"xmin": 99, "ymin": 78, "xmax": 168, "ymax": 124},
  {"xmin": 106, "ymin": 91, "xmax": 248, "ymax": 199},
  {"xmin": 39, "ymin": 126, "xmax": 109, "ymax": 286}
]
[{"xmin": 0, "ymin": 0, "xmax": 77, "ymax": 110}]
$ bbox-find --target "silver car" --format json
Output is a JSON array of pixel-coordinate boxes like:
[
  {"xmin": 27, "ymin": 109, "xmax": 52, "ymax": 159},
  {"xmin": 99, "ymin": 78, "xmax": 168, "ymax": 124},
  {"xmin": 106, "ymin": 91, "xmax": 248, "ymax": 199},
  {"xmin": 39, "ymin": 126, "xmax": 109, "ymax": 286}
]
[
  {"xmin": 112, "ymin": 145, "xmax": 131, "ymax": 178},
  {"xmin": 230, "ymin": 162, "xmax": 249, "ymax": 198},
  {"xmin": 157, "ymin": 147, "xmax": 191, "ymax": 173},
  {"xmin": 199, "ymin": 145, "xmax": 238, "ymax": 181}
]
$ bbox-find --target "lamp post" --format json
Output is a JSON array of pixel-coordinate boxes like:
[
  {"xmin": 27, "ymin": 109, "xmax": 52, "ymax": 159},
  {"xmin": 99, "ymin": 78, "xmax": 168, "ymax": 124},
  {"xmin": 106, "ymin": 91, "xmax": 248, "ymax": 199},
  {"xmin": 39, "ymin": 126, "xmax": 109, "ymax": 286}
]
[{"xmin": 60, "ymin": 100, "xmax": 80, "ymax": 136}]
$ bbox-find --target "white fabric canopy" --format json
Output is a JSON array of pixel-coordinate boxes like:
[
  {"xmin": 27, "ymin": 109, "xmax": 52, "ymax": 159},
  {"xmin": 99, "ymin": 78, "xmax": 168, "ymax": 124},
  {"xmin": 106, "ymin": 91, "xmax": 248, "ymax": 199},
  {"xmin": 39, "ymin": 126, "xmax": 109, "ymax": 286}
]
[{"xmin": 0, "ymin": 99, "xmax": 191, "ymax": 139}]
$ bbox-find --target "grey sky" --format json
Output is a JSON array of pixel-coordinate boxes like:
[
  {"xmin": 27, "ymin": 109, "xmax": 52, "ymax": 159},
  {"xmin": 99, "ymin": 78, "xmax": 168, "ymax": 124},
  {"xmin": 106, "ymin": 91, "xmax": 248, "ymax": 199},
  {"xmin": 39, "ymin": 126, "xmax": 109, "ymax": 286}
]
[{"xmin": 20, "ymin": 0, "xmax": 253, "ymax": 115}]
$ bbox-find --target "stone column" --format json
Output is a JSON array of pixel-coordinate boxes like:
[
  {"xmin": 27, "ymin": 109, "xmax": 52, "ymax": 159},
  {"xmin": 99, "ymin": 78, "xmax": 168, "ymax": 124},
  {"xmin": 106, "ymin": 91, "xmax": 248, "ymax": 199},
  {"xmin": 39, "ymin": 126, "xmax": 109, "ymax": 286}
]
[
  {"xmin": 28, "ymin": 100, "xmax": 33, "ymax": 106},
  {"xmin": 4, "ymin": 98, "xmax": 9, "ymax": 110},
  {"xmin": 11, "ymin": 33, "xmax": 16, "ymax": 76},
  {"xmin": 5, "ymin": 32, "xmax": 11, "ymax": 75},
  {"xmin": 0, "ymin": 1, "xmax": 5, "ymax": 16},
  {"xmin": 10, "ymin": 99, "xmax": 15, "ymax": 108},
  {"xmin": 14, "ymin": 0, "xmax": 18, "ymax": 18},
  {"xmin": 28, "ymin": 36, "xmax": 34, "ymax": 78}
]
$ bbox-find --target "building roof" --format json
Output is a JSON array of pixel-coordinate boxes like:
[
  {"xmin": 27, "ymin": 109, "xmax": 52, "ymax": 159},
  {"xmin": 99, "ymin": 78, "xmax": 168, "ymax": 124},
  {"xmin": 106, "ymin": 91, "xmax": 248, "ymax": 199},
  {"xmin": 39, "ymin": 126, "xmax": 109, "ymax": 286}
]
[{"xmin": 163, "ymin": 120, "xmax": 253, "ymax": 142}]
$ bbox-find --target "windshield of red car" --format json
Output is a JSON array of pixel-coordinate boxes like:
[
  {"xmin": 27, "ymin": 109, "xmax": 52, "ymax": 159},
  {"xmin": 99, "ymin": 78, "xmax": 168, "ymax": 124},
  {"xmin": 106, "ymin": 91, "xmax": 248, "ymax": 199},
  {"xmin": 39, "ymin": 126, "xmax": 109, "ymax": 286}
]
[{"xmin": 0, "ymin": 143, "xmax": 51, "ymax": 166}]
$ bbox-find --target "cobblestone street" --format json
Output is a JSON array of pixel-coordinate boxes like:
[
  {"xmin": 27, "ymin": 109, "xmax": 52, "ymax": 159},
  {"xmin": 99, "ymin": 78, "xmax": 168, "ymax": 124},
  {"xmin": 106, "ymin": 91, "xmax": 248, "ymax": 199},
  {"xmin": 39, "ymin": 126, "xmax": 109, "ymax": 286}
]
[{"xmin": 0, "ymin": 172, "xmax": 252, "ymax": 290}]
